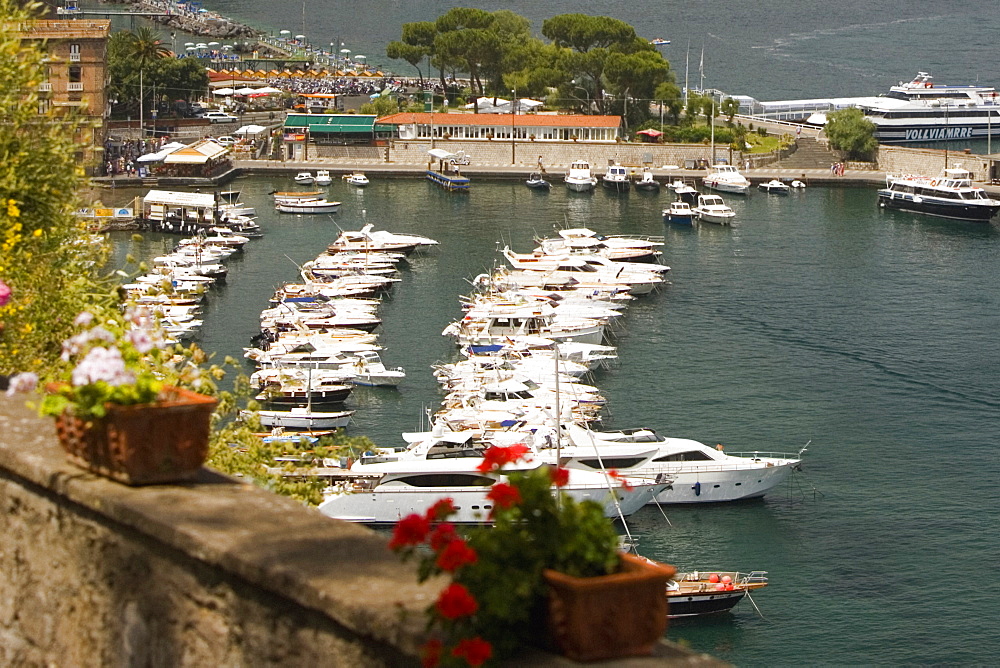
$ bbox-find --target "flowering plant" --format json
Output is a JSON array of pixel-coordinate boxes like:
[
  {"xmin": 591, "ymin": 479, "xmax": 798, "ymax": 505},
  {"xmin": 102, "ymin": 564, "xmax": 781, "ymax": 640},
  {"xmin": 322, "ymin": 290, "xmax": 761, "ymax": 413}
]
[
  {"xmin": 38, "ymin": 308, "xmax": 173, "ymax": 420},
  {"xmin": 390, "ymin": 444, "xmax": 620, "ymax": 666}
]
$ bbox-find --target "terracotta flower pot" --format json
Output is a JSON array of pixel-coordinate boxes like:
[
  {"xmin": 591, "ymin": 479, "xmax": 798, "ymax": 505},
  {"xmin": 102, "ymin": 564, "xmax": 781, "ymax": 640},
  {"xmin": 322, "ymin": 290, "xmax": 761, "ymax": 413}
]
[
  {"xmin": 54, "ymin": 386, "xmax": 217, "ymax": 485},
  {"xmin": 542, "ymin": 552, "xmax": 676, "ymax": 662}
]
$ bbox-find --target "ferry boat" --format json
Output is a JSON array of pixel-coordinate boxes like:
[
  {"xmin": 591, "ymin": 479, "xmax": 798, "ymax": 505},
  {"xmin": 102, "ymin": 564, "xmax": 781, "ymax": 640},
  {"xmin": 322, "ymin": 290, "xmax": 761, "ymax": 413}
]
[
  {"xmin": 799, "ymin": 73, "xmax": 1000, "ymax": 144},
  {"xmin": 877, "ymin": 166, "xmax": 1000, "ymax": 222}
]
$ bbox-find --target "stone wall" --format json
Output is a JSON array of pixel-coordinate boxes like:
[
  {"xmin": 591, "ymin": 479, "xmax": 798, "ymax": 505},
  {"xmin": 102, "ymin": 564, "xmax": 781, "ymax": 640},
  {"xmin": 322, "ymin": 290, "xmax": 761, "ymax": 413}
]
[
  {"xmin": 0, "ymin": 396, "xmax": 721, "ymax": 667},
  {"xmin": 385, "ymin": 138, "xmax": 739, "ymax": 170},
  {"xmin": 876, "ymin": 145, "xmax": 993, "ymax": 181}
]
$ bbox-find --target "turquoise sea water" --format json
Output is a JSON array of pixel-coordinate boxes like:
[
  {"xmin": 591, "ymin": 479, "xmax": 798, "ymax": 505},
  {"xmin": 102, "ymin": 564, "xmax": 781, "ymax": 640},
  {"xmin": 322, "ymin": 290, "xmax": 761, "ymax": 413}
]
[{"xmin": 112, "ymin": 175, "xmax": 999, "ymax": 665}]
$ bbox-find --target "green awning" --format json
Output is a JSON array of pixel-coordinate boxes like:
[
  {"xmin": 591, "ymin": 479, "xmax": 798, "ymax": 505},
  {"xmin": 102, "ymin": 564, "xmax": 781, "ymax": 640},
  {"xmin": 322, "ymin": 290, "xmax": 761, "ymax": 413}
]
[{"xmin": 284, "ymin": 114, "xmax": 376, "ymax": 134}]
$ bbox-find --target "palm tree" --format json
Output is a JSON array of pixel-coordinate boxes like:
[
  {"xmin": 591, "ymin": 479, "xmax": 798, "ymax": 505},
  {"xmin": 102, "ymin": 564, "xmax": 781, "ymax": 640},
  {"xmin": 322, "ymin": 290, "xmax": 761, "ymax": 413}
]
[{"xmin": 130, "ymin": 26, "xmax": 171, "ymax": 70}]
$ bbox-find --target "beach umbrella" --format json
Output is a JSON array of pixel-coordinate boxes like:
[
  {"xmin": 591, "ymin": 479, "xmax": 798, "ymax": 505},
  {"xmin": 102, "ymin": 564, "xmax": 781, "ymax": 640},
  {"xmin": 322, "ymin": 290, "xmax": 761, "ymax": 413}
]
[
  {"xmin": 295, "ymin": 34, "xmax": 305, "ymax": 40},
  {"xmin": 255, "ymin": 86, "xmax": 283, "ymax": 94},
  {"xmin": 185, "ymin": 46, "xmax": 197, "ymax": 51},
  {"xmin": 235, "ymin": 87, "xmax": 258, "ymax": 95},
  {"xmin": 208, "ymin": 42, "xmax": 220, "ymax": 47},
  {"xmin": 222, "ymin": 45, "xmax": 233, "ymax": 50},
  {"xmin": 213, "ymin": 88, "xmax": 235, "ymax": 96},
  {"xmin": 279, "ymin": 30, "xmax": 291, "ymax": 35},
  {"xmin": 184, "ymin": 42, "xmax": 194, "ymax": 47}
]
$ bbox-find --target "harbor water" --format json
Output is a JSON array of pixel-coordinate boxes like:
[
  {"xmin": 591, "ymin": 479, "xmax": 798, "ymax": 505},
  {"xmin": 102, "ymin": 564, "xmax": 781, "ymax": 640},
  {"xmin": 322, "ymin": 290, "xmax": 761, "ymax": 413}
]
[
  {"xmin": 111, "ymin": 175, "xmax": 998, "ymax": 665},
  {"xmin": 95, "ymin": 1, "xmax": 1000, "ymax": 662}
]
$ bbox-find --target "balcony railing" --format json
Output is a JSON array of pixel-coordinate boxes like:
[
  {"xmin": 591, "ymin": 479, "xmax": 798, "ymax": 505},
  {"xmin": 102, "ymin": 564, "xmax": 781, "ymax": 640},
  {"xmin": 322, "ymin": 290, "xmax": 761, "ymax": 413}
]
[
  {"xmin": 69, "ymin": 52, "xmax": 81, "ymax": 62},
  {"xmin": 38, "ymin": 82, "xmax": 52, "ymax": 92},
  {"xmin": 67, "ymin": 82, "xmax": 84, "ymax": 92}
]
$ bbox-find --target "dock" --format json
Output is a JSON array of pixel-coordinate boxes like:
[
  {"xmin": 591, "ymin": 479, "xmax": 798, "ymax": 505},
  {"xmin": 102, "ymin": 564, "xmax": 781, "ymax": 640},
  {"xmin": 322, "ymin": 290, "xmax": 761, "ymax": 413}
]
[{"xmin": 425, "ymin": 169, "xmax": 470, "ymax": 192}]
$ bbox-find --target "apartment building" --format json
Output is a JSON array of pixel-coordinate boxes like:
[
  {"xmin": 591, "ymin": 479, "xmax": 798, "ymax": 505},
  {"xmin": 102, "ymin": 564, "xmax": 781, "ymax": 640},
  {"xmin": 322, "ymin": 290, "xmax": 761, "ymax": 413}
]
[{"xmin": 18, "ymin": 19, "xmax": 111, "ymax": 175}]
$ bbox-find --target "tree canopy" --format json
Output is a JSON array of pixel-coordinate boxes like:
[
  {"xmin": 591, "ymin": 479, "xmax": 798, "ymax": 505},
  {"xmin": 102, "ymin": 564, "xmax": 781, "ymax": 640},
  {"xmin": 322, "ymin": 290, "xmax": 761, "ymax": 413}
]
[
  {"xmin": 107, "ymin": 28, "xmax": 207, "ymax": 119},
  {"xmin": 385, "ymin": 10, "xmax": 674, "ymax": 125},
  {"xmin": 825, "ymin": 107, "xmax": 878, "ymax": 160}
]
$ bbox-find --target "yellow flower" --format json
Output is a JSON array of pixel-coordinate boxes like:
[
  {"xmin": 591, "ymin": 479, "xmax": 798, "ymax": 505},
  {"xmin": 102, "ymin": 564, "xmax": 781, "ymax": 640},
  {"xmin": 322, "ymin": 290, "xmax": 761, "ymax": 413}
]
[
  {"xmin": 21, "ymin": 322, "xmax": 33, "ymax": 333},
  {"xmin": 33, "ymin": 229, "xmax": 43, "ymax": 237},
  {"xmin": 7, "ymin": 200, "xmax": 20, "ymax": 218}
]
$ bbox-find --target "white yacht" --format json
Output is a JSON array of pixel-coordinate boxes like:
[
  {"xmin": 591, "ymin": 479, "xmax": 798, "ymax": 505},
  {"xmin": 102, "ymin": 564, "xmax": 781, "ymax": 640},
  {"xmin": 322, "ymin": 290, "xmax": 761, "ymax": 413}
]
[
  {"xmin": 314, "ymin": 169, "xmax": 333, "ymax": 186},
  {"xmin": 316, "ymin": 438, "xmax": 666, "ymax": 524},
  {"xmin": 561, "ymin": 424, "xmax": 805, "ymax": 504},
  {"xmin": 564, "ymin": 160, "xmax": 598, "ymax": 192},
  {"xmin": 692, "ymin": 194, "xmax": 736, "ymax": 225},
  {"xmin": 702, "ymin": 164, "xmax": 751, "ymax": 195}
]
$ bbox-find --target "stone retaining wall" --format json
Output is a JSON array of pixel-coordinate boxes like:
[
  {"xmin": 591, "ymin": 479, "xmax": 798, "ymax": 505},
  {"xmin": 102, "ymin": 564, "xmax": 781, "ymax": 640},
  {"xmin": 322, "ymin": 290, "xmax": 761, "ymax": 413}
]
[
  {"xmin": 876, "ymin": 145, "xmax": 993, "ymax": 181},
  {"xmin": 0, "ymin": 396, "xmax": 720, "ymax": 667},
  {"xmin": 386, "ymin": 138, "xmax": 742, "ymax": 170}
]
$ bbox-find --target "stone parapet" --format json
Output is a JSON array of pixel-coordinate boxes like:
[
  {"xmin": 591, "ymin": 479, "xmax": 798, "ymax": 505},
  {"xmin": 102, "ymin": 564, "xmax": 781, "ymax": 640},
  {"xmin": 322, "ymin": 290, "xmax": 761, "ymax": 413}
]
[{"xmin": 0, "ymin": 396, "xmax": 723, "ymax": 667}]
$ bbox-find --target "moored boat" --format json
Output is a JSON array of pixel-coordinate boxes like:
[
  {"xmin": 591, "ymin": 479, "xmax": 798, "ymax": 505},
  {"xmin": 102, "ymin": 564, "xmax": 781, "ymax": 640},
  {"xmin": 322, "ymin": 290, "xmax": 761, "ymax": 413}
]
[
  {"xmin": 692, "ymin": 194, "xmax": 736, "ymax": 225},
  {"xmin": 525, "ymin": 172, "xmax": 550, "ymax": 190},
  {"xmin": 703, "ymin": 164, "xmax": 750, "ymax": 195},
  {"xmin": 634, "ymin": 169, "xmax": 661, "ymax": 192},
  {"xmin": 877, "ymin": 165, "xmax": 1000, "ymax": 222},
  {"xmin": 663, "ymin": 200, "xmax": 694, "ymax": 225},
  {"xmin": 758, "ymin": 179, "xmax": 790, "ymax": 195},
  {"xmin": 564, "ymin": 160, "xmax": 598, "ymax": 192},
  {"xmin": 665, "ymin": 569, "xmax": 769, "ymax": 617},
  {"xmin": 343, "ymin": 172, "xmax": 370, "ymax": 187},
  {"xmin": 600, "ymin": 163, "xmax": 631, "ymax": 193},
  {"xmin": 276, "ymin": 199, "xmax": 342, "ymax": 214},
  {"xmin": 294, "ymin": 171, "xmax": 315, "ymax": 184},
  {"xmin": 314, "ymin": 169, "xmax": 333, "ymax": 186}
]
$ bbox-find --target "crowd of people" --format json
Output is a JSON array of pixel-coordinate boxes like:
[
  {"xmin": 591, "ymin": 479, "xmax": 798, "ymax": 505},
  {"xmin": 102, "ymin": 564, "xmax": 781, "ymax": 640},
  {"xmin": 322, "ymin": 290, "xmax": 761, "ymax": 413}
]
[{"xmin": 103, "ymin": 136, "xmax": 174, "ymax": 178}]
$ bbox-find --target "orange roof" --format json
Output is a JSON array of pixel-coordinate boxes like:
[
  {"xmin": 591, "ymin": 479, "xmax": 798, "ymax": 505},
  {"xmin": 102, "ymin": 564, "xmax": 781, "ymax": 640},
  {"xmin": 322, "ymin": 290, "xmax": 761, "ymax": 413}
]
[{"xmin": 376, "ymin": 113, "xmax": 621, "ymax": 128}]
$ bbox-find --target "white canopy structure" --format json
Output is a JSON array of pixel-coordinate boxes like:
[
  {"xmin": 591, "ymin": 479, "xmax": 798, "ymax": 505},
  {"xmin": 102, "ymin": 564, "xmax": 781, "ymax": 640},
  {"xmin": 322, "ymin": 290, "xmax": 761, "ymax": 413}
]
[
  {"xmin": 427, "ymin": 148, "xmax": 456, "ymax": 160},
  {"xmin": 163, "ymin": 139, "xmax": 230, "ymax": 165},
  {"xmin": 136, "ymin": 142, "xmax": 186, "ymax": 163},
  {"xmin": 213, "ymin": 87, "xmax": 235, "ymax": 96},
  {"xmin": 234, "ymin": 124, "xmax": 267, "ymax": 137},
  {"xmin": 234, "ymin": 87, "xmax": 258, "ymax": 96}
]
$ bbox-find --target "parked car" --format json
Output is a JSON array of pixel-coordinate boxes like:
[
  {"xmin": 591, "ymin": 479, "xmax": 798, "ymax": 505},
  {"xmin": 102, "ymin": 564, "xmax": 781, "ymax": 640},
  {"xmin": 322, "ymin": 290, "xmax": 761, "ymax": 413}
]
[
  {"xmin": 214, "ymin": 136, "xmax": 237, "ymax": 147},
  {"xmin": 203, "ymin": 111, "xmax": 238, "ymax": 123}
]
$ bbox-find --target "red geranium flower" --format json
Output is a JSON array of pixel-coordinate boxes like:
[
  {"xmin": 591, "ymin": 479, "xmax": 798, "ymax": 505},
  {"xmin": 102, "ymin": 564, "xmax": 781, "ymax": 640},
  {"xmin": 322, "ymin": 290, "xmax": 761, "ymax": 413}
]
[
  {"xmin": 389, "ymin": 513, "xmax": 431, "ymax": 550},
  {"xmin": 607, "ymin": 469, "xmax": 634, "ymax": 492},
  {"xmin": 426, "ymin": 498, "xmax": 456, "ymax": 522},
  {"xmin": 428, "ymin": 522, "xmax": 458, "ymax": 551},
  {"xmin": 476, "ymin": 443, "xmax": 531, "ymax": 472},
  {"xmin": 435, "ymin": 582, "xmax": 478, "ymax": 619},
  {"xmin": 550, "ymin": 466, "xmax": 570, "ymax": 488},
  {"xmin": 421, "ymin": 638, "xmax": 443, "ymax": 668},
  {"xmin": 436, "ymin": 538, "xmax": 478, "ymax": 572},
  {"xmin": 486, "ymin": 482, "xmax": 522, "ymax": 509},
  {"xmin": 452, "ymin": 636, "xmax": 493, "ymax": 667}
]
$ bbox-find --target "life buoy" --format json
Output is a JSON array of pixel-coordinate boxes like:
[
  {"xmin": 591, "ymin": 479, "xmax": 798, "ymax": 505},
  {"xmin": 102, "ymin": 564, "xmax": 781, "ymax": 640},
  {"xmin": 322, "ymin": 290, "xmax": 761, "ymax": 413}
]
[{"xmin": 930, "ymin": 179, "xmax": 938, "ymax": 186}]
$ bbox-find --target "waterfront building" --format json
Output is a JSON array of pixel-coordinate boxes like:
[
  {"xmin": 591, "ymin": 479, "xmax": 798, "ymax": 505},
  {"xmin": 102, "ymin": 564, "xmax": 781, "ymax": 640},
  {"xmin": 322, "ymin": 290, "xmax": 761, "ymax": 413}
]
[
  {"xmin": 376, "ymin": 112, "xmax": 622, "ymax": 143},
  {"xmin": 16, "ymin": 19, "xmax": 111, "ymax": 175}
]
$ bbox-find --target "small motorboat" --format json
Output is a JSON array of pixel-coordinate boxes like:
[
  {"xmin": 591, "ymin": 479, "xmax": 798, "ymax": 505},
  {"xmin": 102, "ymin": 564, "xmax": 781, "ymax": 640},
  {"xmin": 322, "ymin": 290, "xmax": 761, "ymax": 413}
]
[
  {"xmin": 294, "ymin": 172, "xmax": 315, "ymax": 184},
  {"xmin": 662, "ymin": 200, "xmax": 694, "ymax": 225},
  {"xmin": 601, "ymin": 163, "xmax": 631, "ymax": 193},
  {"xmin": 314, "ymin": 169, "xmax": 333, "ymax": 186},
  {"xmin": 791, "ymin": 179, "xmax": 807, "ymax": 189},
  {"xmin": 276, "ymin": 198, "xmax": 342, "ymax": 214},
  {"xmin": 525, "ymin": 172, "xmax": 550, "ymax": 190},
  {"xmin": 758, "ymin": 179, "xmax": 790, "ymax": 195},
  {"xmin": 343, "ymin": 172, "xmax": 370, "ymax": 187},
  {"xmin": 634, "ymin": 169, "xmax": 661, "ymax": 192},
  {"xmin": 248, "ymin": 407, "xmax": 355, "ymax": 430},
  {"xmin": 692, "ymin": 194, "xmax": 736, "ymax": 225},
  {"xmin": 667, "ymin": 178, "xmax": 699, "ymax": 204},
  {"xmin": 650, "ymin": 38, "xmax": 671, "ymax": 46},
  {"xmin": 272, "ymin": 190, "xmax": 323, "ymax": 200}
]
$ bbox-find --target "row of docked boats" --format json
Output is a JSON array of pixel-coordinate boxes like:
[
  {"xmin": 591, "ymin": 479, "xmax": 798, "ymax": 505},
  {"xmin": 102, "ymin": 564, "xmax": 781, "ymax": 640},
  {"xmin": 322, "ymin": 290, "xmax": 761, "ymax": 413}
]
[
  {"xmin": 550, "ymin": 160, "xmax": 665, "ymax": 193},
  {"xmin": 241, "ymin": 224, "xmax": 439, "ymax": 431},
  {"xmin": 316, "ymin": 225, "xmax": 803, "ymax": 521},
  {"xmin": 123, "ymin": 197, "xmax": 261, "ymax": 340},
  {"xmin": 310, "ymin": 225, "xmax": 796, "ymax": 615}
]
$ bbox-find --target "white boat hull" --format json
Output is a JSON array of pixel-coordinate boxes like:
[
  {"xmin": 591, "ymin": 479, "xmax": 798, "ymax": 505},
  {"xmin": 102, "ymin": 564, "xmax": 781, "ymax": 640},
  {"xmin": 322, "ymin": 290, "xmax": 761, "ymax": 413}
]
[
  {"xmin": 318, "ymin": 480, "xmax": 664, "ymax": 524},
  {"xmin": 252, "ymin": 409, "xmax": 354, "ymax": 429},
  {"xmin": 650, "ymin": 463, "xmax": 795, "ymax": 504}
]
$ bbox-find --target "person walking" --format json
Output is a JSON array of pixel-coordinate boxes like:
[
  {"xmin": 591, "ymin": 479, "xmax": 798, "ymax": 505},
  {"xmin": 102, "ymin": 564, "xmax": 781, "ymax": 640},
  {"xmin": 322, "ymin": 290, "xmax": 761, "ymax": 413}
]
[{"xmin": 537, "ymin": 155, "xmax": 544, "ymax": 173}]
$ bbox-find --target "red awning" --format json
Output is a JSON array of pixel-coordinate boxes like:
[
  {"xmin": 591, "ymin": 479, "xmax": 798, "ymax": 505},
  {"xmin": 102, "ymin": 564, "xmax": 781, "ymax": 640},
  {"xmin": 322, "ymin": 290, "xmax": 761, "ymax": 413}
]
[{"xmin": 636, "ymin": 129, "xmax": 663, "ymax": 137}]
